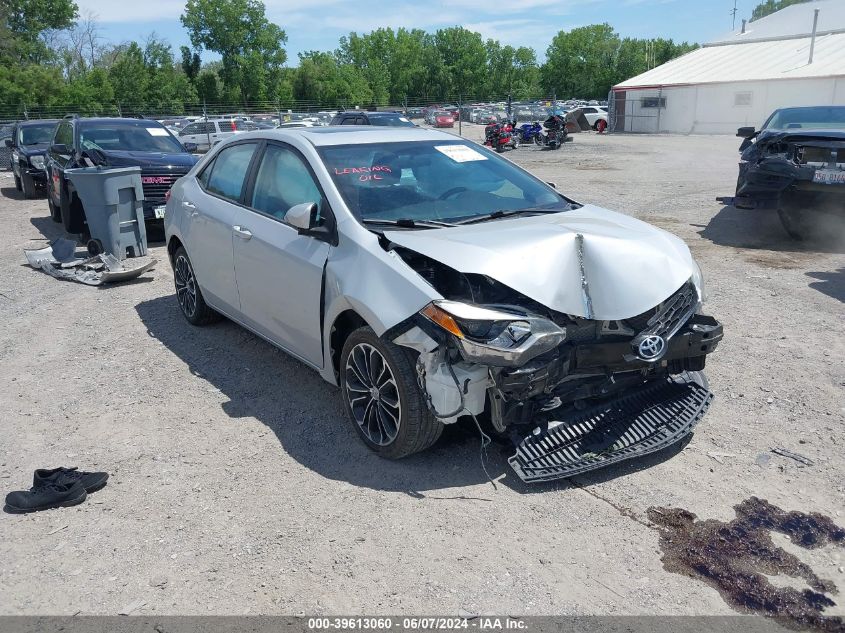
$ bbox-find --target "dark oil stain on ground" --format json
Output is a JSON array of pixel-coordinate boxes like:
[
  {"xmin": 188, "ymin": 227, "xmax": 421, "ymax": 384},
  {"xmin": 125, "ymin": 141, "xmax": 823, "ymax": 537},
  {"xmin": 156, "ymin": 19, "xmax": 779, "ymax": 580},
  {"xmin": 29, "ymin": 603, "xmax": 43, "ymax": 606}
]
[{"xmin": 647, "ymin": 497, "xmax": 845, "ymax": 632}]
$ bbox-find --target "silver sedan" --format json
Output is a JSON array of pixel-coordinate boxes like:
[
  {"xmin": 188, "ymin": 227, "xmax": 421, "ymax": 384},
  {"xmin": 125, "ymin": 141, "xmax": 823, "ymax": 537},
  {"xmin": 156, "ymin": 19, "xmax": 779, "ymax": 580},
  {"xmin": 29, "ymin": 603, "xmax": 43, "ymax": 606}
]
[{"xmin": 164, "ymin": 127, "xmax": 721, "ymax": 482}]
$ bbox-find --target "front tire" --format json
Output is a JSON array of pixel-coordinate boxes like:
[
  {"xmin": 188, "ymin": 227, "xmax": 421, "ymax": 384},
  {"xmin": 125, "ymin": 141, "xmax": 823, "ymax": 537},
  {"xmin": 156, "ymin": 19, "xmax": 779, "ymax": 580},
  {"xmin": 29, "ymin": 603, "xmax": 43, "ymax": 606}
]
[
  {"xmin": 340, "ymin": 327, "xmax": 443, "ymax": 459},
  {"xmin": 14, "ymin": 174, "xmax": 22, "ymax": 191},
  {"xmin": 21, "ymin": 173, "xmax": 36, "ymax": 199},
  {"xmin": 173, "ymin": 246, "xmax": 220, "ymax": 326}
]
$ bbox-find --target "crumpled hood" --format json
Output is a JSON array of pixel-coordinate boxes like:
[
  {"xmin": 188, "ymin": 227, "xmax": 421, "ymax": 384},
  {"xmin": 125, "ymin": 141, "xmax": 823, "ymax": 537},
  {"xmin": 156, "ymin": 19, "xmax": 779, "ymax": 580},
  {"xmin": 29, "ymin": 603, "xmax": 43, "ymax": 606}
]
[{"xmin": 384, "ymin": 205, "xmax": 695, "ymax": 320}]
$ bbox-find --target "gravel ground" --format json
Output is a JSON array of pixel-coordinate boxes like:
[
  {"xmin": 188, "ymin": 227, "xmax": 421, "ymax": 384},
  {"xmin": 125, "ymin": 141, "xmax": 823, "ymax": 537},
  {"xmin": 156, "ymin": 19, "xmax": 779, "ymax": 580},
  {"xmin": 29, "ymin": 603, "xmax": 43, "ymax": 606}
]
[{"xmin": 0, "ymin": 127, "xmax": 843, "ymax": 617}]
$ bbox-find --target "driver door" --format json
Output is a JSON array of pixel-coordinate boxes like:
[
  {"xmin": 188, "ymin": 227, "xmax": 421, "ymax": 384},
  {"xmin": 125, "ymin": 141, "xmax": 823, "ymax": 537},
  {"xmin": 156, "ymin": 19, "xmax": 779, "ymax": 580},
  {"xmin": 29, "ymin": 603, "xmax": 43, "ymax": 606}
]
[{"xmin": 230, "ymin": 142, "xmax": 332, "ymax": 367}]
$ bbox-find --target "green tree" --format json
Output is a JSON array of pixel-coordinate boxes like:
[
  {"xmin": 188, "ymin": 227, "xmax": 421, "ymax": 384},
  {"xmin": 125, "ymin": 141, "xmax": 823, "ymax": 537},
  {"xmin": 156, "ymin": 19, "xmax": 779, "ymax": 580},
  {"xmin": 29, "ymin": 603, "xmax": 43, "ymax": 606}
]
[
  {"xmin": 750, "ymin": 0, "xmax": 811, "ymax": 21},
  {"xmin": 195, "ymin": 65, "xmax": 223, "ymax": 103},
  {"xmin": 3, "ymin": 0, "xmax": 78, "ymax": 63},
  {"xmin": 180, "ymin": 45, "xmax": 201, "ymax": 81},
  {"xmin": 143, "ymin": 35, "xmax": 197, "ymax": 114},
  {"xmin": 62, "ymin": 67, "xmax": 115, "ymax": 114},
  {"xmin": 486, "ymin": 41, "xmax": 540, "ymax": 99},
  {"xmin": 542, "ymin": 24, "xmax": 619, "ymax": 100},
  {"xmin": 108, "ymin": 42, "xmax": 149, "ymax": 110},
  {"xmin": 434, "ymin": 27, "xmax": 487, "ymax": 99},
  {"xmin": 181, "ymin": 0, "xmax": 287, "ymax": 103},
  {"xmin": 293, "ymin": 51, "xmax": 372, "ymax": 107}
]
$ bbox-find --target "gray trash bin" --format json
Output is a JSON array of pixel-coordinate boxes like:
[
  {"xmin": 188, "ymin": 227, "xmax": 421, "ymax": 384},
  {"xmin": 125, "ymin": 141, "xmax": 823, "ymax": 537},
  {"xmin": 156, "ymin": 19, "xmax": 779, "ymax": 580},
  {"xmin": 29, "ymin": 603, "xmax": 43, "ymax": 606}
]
[{"xmin": 64, "ymin": 166, "xmax": 147, "ymax": 259}]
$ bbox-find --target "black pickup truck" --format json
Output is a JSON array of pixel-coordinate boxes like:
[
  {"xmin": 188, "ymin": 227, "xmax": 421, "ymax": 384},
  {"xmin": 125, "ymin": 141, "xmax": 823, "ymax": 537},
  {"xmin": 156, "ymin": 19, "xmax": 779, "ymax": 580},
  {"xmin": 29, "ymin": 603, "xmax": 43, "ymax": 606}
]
[{"xmin": 45, "ymin": 115, "xmax": 198, "ymax": 233}]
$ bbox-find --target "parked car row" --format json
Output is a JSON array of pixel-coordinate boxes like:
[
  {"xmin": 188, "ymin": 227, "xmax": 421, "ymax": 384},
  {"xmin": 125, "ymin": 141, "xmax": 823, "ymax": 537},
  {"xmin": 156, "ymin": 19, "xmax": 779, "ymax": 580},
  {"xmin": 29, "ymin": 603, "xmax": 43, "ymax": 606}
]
[
  {"xmin": 404, "ymin": 100, "xmax": 608, "ymax": 129},
  {"xmin": 5, "ymin": 115, "xmax": 199, "ymax": 231}
]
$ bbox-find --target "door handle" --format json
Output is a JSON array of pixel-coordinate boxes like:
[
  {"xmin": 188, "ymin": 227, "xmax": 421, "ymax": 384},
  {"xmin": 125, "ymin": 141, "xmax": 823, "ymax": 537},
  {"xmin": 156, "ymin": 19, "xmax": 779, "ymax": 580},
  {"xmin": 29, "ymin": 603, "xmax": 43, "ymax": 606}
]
[{"xmin": 232, "ymin": 225, "xmax": 252, "ymax": 240}]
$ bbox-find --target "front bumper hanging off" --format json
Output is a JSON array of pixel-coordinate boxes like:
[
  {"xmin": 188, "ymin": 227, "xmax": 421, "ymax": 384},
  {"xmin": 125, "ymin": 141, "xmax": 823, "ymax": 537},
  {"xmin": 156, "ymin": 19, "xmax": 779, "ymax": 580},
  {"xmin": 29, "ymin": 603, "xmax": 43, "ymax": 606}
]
[{"xmin": 508, "ymin": 375, "xmax": 713, "ymax": 483}]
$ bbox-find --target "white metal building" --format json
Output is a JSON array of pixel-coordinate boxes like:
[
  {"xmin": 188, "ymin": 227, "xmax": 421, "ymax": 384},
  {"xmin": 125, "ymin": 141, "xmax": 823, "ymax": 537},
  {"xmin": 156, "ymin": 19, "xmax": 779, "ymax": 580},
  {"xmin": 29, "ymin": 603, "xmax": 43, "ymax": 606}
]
[{"xmin": 611, "ymin": 0, "xmax": 845, "ymax": 134}]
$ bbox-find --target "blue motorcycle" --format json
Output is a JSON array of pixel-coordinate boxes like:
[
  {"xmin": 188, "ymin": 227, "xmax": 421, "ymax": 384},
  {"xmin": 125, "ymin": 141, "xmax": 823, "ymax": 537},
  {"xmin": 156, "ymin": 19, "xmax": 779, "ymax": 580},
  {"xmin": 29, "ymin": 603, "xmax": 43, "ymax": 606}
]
[{"xmin": 517, "ymin": 121, "xmax": 544, "ymax": 145}]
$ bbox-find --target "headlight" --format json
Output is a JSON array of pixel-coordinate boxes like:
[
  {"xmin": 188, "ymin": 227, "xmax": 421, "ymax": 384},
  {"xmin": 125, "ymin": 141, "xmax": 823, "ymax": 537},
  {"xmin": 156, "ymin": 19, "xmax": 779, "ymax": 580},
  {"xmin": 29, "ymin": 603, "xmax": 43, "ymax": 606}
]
[
  {"xmin": 691, "ymin": 260, "xmax": 706, "ymax": 304},
  {"xmin": 30, "ymin": 155, "xmax": 45, "ymax": 170},
  {"xmin": 420, "ymin": 300, "xmax": 566, "ymax": 367}
]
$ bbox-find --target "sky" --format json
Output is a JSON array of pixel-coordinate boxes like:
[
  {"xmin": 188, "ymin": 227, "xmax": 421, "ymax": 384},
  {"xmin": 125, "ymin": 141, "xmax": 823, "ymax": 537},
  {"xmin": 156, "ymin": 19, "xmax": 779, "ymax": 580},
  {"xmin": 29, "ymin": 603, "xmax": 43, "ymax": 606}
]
[{"xmin": 72, "ymin": 0, "xmax": 753, "ymax": 64}]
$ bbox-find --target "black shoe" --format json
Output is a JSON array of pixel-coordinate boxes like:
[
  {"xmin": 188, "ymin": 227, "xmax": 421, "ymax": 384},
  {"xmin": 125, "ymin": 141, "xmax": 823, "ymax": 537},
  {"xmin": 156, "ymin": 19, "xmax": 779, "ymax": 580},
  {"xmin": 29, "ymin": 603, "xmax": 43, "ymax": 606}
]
[
  {"xmin": 4, "ymin": 481, "xmax": 87, "ymax": 514},
  {"xmin": 33, "ymin": 467, "xmax": 109, "ymax": 494}
]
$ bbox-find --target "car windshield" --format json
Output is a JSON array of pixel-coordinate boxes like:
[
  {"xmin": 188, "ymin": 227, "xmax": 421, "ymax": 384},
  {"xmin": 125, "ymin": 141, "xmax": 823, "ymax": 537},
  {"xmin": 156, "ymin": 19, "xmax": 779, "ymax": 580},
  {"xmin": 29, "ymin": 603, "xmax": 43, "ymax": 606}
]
[
  {"xmin": 763, "ymin": 107, "xmax": 845, "ymax": 130},
  {"xmin": 318, "ymin": 140, "xmax": 569, "ymax": 224},
  {"xmin": 369, "ymin": 115, "xmax": 415, "ymax": 127},
  {"xmin": 79, "ymin": 122, "xmax": 185, "ymax": 153},
  {"xmin": 19, "ymin": 123, "xmax": 55, "ymax": 145}
]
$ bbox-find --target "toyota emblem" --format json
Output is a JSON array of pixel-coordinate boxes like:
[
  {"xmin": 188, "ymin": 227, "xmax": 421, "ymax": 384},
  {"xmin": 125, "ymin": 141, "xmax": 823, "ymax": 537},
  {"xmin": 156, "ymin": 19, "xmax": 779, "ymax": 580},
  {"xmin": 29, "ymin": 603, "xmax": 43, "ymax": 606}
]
[{"xmin": 637, "ymin": 334, "xmax": 666, "ymax": 361}]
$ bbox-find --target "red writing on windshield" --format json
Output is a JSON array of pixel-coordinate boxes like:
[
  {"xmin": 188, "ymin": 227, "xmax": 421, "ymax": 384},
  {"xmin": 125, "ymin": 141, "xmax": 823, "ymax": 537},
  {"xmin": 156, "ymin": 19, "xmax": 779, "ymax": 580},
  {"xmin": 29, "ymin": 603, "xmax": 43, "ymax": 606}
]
[
  {"xmin": 334, "ymin": 165, "xmax": 393, "ymax": 182},
  {"xmin": 334, "ymin": 166, "xmax": 392, "ymax": 175}
]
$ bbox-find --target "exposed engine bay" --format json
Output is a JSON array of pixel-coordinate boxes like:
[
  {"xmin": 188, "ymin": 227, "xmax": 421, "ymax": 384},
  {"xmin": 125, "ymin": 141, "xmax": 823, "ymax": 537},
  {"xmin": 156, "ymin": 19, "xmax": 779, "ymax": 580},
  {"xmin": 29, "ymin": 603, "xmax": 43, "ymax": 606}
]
[{"xmin": 387, "ymin": 243, "xmax": 723, "ymax": 481}]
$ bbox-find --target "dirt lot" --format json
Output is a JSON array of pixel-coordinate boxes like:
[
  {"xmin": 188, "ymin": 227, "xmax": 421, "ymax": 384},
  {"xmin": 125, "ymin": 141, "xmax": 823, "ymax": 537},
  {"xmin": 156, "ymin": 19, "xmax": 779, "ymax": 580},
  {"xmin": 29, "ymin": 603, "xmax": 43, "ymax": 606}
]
[{"xmin": 0, "ymin": 128, "xmax": 843, "ymax": 618}]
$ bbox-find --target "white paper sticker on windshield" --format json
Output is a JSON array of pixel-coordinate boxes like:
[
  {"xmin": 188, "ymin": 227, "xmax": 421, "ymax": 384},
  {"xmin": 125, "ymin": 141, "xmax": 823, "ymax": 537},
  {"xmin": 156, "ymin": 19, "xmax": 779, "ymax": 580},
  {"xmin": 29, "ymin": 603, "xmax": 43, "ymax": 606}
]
[
  {"xmin": 434, "ymin": 144, "xmax": 487, "ymax": 162},
  {"xmin": 146, "ymin": 127, "xmax": 170, "ymax": 136},
  {"xmin": 399, "ymin": 117, "xmax": 410, "ymax": 122}
]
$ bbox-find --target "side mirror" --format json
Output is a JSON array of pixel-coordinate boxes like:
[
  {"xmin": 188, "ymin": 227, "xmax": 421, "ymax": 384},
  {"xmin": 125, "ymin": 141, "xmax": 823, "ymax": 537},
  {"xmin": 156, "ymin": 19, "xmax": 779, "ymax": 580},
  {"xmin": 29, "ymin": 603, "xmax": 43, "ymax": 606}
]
[
  {"xmin": 284, "ymin": 202, "xmax": 318, "ymax": 232},
  {"xmin": 3, "ymin": 138, "xmax": 12, "ymax": 148},
  {"xmin": 736, "ymin": 126, "xmax": 756, "ymax": 138},
  {"xmin": 51, "ymin": 143, "xmax": 70, "ymax": 154},
  {"xmin": 183, "ymin": 142, "xmax": 198, "ymax": 153}
]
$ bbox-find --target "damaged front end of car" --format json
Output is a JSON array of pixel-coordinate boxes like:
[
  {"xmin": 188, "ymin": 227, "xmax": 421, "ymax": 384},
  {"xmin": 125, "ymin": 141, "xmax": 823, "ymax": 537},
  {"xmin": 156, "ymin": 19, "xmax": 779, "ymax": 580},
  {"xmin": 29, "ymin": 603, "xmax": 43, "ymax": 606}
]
[
  {"xmin": 722, "ymin": 129, "xmax": 845, "ymax": 239},
  {"xmin": 383, "ymin": 223, "xmax": 723, "ymax": 483}
]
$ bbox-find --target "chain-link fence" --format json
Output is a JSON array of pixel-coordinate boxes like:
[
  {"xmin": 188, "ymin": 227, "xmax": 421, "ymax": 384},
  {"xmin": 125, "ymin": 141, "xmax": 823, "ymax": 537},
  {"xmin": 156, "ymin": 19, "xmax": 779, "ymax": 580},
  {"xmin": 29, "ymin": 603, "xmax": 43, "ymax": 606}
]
[
  {"xmin": 608, "ymin": 89, "xmax": 663, "ymax": 133},
  {"xmin": 0, "ymin": 94, "xmax": 606, "ymax": 123}
]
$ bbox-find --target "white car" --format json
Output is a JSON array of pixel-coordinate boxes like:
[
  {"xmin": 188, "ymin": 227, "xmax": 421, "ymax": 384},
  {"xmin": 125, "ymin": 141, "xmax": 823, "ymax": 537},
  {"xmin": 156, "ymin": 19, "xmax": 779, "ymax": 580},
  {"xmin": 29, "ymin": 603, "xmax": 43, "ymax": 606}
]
[
  {"xmin": 177, "ymin": 119, "xmax": 259, "ymax": 152},
  {"xmin": 580, "ymin": 106, "xmax": 608, "ymax": 130},
  {"xmin": 277, "ymin": 121, "xmax": 317, "ymax": 128}
]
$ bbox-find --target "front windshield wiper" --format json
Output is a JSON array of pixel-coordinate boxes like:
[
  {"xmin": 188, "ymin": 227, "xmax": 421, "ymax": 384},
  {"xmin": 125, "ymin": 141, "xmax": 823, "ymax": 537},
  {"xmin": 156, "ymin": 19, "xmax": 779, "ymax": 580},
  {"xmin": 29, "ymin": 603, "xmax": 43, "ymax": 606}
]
[
  {"xmin": 454, "ymin": 207, "xmax": 566, "ymax": 225},
  {"xmin": 361, "ymin": 218, "xmax": 457, "ymax": 229}
]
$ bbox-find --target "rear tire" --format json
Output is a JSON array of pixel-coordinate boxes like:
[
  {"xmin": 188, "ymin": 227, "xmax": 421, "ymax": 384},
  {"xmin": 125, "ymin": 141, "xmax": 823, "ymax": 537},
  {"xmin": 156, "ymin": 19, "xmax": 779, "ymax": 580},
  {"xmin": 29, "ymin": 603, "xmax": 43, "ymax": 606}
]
[
  {"xmin": 173, "ymin": 246, "xmax": 220, "ymax": 326},
  {"xmin": 48, "ymin": 196, "xmax": 61, "ymax": 222},
  {"xmin": 340, "ymin": 326, "xmax": 443, "ymax": 460},
  {"xmin": 777, "ymin": 207, "xmax": 806, "ymax": 240}
]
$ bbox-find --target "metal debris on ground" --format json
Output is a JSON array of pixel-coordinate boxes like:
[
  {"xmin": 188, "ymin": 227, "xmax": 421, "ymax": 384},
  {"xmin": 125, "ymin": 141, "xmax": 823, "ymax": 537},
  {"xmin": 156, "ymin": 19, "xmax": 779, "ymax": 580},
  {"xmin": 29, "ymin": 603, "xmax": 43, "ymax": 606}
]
[
  {"xmin": 771, "ymin": 447, "xmax": 814, "ymax": 467},
  {"xmin": 24, "ymin": 238, "xmax": 156, "ymax": 286},
  {"xmin": 117, "ymin": 598, "xmax": 147, "ymax": 615}
]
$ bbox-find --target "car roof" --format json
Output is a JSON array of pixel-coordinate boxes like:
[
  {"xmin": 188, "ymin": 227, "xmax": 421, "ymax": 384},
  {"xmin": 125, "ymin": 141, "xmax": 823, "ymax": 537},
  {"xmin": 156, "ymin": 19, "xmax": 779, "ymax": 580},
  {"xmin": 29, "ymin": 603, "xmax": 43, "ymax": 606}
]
[
  {"xmin": 238, "ymin": 126, "xmax": 460, "ymax": 147},
  {"xmin": 77, "ymin": 117, "xmax": 167, "ymax": 126},
  {"xmin": 19, "ymin": 119, "xmax": 58, "ymax": 127},
  {"xmin": 337, "ymin": 111, "xmax": 402, "ymax": 117}
]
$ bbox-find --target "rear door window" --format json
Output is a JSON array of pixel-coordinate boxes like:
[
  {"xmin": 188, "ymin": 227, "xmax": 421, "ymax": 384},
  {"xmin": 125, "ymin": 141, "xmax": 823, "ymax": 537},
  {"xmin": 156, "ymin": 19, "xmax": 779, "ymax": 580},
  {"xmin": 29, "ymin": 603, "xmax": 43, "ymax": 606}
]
[{"xmin": 204, "ymin": 143, "xmax": 258, "ymax": 203}]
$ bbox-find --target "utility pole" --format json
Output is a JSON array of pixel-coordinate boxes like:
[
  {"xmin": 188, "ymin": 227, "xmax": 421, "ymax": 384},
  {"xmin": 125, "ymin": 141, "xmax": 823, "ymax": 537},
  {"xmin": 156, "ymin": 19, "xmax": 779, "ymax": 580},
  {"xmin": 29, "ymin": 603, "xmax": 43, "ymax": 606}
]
[
  {"xmin": 730, "ymin": 0, "xmax": 738, "ymax": 30},
  {"xmin": 203, "ymin": 101, "xmax": 210, "ymax": 150}
]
